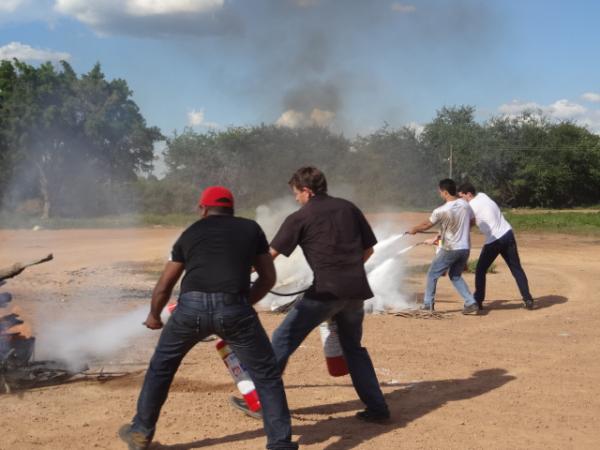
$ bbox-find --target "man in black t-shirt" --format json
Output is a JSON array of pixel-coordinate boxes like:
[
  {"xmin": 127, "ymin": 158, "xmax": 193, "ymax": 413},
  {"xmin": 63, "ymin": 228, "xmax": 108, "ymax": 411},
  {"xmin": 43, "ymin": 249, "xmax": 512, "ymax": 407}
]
[
  {"xmin": 269, "ymin": 167, "xmax": 390, "ymax": 424},
  {"xmin": 119, "ymin": 186, "xmax": 297, "ymax": 450}
]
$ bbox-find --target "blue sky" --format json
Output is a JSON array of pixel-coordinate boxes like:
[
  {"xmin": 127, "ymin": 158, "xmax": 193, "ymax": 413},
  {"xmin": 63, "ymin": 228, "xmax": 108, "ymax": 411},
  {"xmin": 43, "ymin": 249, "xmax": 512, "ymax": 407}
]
[{"xmin": 2, "ymin": 0, "xmax": 600, "ymax": 138}]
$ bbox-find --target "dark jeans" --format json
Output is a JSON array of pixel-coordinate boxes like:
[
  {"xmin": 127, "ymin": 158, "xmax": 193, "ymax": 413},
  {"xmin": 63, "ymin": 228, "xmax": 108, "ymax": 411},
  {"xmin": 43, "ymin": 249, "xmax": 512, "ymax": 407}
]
[
  {"xmin": 271, "ymin": 296, "xmax": 389, "ymax": 416},
  {"xmin": 475, "ymin": 230, "xmax": 533, "ymax": 304},
  {"xmin": 131, "ymin": 291, "xmax": 297, "ymax": 450}
]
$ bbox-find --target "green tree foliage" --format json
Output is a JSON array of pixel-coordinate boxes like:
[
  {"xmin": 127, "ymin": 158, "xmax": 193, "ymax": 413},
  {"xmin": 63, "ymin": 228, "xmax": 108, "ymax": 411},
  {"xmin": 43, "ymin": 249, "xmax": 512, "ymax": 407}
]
[
  {"xmin": 154, "ymin": 110, "xmax": 600, "ymax": 214},
  {"xmin": 2, "ymin": 61, "xmax": 599, "ymax": 219},
  {"xmin": 0, "ymin": 60, "xmax": 162, "ymax": 218},
  {"xmin": 163, "ymin": 124, "xmax": 351, "ymax": 209},
  {"xmin": 348, "ymin": 125, "xmax": 436, "ymax": 207}
]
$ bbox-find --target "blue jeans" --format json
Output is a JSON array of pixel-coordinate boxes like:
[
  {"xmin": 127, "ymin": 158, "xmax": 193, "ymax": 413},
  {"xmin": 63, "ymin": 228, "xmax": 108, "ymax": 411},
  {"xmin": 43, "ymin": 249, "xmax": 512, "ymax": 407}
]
[
  {"xmin": 424, "ymin": 248, "xmax": 476, "ymax": 308},
  {"xmin": 475, "ymin": 230, "xmax": 533, "ymax": 304},
  {"xmin": 131, "ymin": 292, "xmax": 297, "ymax": 450},
  {"xmin": 271, "ymin": 296, "xmax": 389, "ymax": 416}
]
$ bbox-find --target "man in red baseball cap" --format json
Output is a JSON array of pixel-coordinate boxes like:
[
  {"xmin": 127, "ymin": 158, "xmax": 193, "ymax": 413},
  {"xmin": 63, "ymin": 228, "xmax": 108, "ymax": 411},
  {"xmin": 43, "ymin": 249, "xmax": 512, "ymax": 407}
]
[
  {"xmin": 198, "ymin": 185, "xmax": 234, "ymax": 209},
  {"xmin": 120, "ymin": 186, "xmax": 297, "ymax": 450}
]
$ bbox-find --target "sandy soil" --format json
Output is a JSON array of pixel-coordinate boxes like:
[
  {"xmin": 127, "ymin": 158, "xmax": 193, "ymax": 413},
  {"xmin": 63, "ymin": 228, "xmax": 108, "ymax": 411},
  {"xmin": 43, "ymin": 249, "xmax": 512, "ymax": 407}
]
[{"xmin": 1, "ymin": 215, "xmax": 599, "ymax": 450}]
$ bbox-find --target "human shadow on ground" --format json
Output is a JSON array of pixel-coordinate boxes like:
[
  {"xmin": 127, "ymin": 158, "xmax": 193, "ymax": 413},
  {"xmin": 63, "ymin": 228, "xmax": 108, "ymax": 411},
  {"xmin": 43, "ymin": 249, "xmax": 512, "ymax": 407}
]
[
  {"xmin": 477, "ymin": 295, "xmax": 567, "ymax": 315},
  {"xmin": 153, "ymin": 368, "xmax": 515, "ymax": 450}
]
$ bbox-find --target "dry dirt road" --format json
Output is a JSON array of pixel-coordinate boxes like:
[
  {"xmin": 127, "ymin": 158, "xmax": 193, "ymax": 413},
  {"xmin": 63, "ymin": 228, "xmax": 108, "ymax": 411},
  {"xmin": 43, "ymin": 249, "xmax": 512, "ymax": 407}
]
[{"xmin": 1, "ymin": 216, "xmax": 599, "ymax": 450}]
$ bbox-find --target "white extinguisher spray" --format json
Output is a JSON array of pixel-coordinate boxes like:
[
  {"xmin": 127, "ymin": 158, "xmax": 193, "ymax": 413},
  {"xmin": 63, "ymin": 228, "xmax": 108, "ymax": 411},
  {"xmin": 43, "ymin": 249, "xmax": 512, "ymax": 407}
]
[
  {"xmin": 319, "ymin": 320, "xmax": 349, "ymax": 377},
  {"xmin": 216, "ymin": 339, "xmax": 262, "ymax": 413}
]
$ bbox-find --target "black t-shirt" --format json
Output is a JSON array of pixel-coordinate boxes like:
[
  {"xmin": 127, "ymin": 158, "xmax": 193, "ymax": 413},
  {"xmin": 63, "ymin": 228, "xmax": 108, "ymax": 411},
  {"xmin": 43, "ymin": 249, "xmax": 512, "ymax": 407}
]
[
  {"xmin": 170, "ymin": 215, "xmax": 269, "ymax": 294},
  {"xmin": 270, "ymin": 194, "xmax": 377, "ymax": 301}
]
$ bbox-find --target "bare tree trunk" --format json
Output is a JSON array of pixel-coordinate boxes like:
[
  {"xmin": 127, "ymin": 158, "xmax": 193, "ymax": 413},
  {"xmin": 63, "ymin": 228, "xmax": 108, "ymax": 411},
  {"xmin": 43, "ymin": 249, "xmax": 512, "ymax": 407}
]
[{"xmin": 34, "ymin": 161, "xmax": 50, "ymax": 219}]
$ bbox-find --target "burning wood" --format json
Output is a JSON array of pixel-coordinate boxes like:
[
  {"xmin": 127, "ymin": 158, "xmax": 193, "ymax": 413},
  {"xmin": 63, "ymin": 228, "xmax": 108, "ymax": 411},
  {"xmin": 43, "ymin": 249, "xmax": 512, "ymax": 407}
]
[{"xmin": 0, "ymin": 253, "xmax": 84, "ymax": 393}]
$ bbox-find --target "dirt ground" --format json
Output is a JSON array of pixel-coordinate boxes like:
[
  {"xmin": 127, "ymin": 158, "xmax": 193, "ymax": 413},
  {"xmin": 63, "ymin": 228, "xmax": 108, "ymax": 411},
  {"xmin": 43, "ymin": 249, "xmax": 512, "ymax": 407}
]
[{"xmin": 1, "ymin": 214, "xmax": 599, "ymax": 450}]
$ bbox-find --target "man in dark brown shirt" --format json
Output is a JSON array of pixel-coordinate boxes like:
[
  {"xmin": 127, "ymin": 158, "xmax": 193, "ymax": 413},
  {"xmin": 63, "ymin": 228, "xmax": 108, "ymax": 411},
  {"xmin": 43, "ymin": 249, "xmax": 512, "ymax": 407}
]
[{"xmin": 270, "ymin": 167, "xmax": 390, "ymax": 423}]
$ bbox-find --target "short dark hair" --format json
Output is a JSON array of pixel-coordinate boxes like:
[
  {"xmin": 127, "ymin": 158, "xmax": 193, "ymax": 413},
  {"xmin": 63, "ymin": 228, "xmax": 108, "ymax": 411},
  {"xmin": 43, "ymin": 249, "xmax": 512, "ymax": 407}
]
[
  {"xmin": 205, "ymin": 205, "xmax": 234, "ymax": 216},
  {"xmin": 288, "ymin": 166, "xmax": 328, "ymax": 194},
  {"xmin": 457, "ymin": 182, "xmax": 476, "ymax": 196},
  {"xmin": 438, "ymin": 178, "xmax": 457, "ymax": 196}
]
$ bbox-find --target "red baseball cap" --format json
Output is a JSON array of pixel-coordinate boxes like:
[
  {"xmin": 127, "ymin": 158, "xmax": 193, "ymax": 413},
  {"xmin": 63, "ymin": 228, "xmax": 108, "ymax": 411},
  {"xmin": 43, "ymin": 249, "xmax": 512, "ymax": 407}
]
[{"xmin": 198, "ymin": 186, "xmax": 234, "ymax": 208}]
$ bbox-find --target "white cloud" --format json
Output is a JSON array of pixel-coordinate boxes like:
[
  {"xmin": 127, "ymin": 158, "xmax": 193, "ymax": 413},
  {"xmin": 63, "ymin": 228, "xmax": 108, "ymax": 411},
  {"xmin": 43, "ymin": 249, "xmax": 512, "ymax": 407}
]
[
  {"xmin": 498, "ymin": 100, "xmax": 542, "ymax": 116},
  {"xmin": 55, "ymin": 0, "xmax": 223, "ymax": 20},
  {"xmin": 547, "ymin": 99, "xmax": 586, "ymax": 120},
  {"xmin": 53, "ymin": 0, "xmax": 231, "ymax": 37},
  {"xmin": 187, "ymin": 108, "xmax": 219, "ymax": 128},
  {"xmin": 276, "ymin": 108, "xmax": 335, "ymax": 128},
  {"xmin": 0, "ymin": 0, "xmax": 26, "ymax": 12},
  {"xmin": 0, "ymin": 41, "xmax": 71, "ymax": 62},
  {"xmin": 498, "ymin": 98, "xmax": 600, "ymax": 132},
  {"xmin": 126, "ymin": 0, "xmax": 223, "ymax": 17},
  {"xmin": 391, "ymin": 3, "xmax": 416, "ymax": 13},
  {"xmin": 188, "ymin": 109, "xmax": 205, "ymax": 126},
  {"xmin": 405, "ymin": 121, "xmax": 424, "ymax": 136},
  {"xmin": 581, "ymin": 92, "xmax": 600, "ymax": 103}
]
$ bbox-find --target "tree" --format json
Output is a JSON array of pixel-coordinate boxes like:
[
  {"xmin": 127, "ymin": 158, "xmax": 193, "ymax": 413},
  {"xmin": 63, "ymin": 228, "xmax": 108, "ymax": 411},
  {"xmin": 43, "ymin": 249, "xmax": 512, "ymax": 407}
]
[
  {"xmin": 0, "ymin": 60, "xmax": 162, "ymax": 218},
  {"xmin": 164, "ymin": 124, "xmax": 351, "ymax": 209}
]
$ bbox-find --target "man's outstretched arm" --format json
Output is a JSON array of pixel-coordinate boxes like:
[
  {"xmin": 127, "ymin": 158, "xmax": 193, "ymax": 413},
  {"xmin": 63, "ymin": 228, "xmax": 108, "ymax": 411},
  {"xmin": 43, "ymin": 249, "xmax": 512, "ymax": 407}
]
[{"xmin": 145, "ymin": 261, "xmax": 184, "ymax": 329}]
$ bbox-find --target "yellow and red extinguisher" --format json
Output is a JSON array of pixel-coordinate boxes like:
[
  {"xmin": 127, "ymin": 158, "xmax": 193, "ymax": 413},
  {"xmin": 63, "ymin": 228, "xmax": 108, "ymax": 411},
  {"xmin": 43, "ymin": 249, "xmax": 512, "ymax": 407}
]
[{"xmin": 319, "ymin": 320, "xmax": 349, "ymax": 377}]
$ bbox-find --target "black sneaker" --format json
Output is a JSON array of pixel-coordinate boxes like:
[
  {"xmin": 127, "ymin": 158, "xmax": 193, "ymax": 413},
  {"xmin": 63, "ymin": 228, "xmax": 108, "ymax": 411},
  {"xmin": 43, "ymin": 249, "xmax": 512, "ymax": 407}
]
[
  {"xmin": 462, "ymin": 303, "xmax": 479, "ymax": 315},
  {"xmin": 229, "ymin": 396, "xmax": 263, "ymax": 420},
  {"xmin": 118, "ymin": 424, "xmax": 150, "ymax": 450},
  {"xmin": 476, "ymin": 300, "xmax": 483, "ymax": 310},
  {"xmin": 419, "ymin": 303, "xmax": 434, "ymax": 312},
  {"xmin": 524, "ymin": 299, "xmax": 534, "ymax": 310},
  {"xmin": 356, "ymin": 409, "xmax": 391, "ymax": 424}
]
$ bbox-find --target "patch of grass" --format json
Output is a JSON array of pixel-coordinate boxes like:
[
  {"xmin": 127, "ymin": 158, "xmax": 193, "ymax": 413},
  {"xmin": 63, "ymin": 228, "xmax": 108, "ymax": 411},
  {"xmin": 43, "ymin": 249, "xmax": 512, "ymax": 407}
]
[
  {"xmin": 465, "ymin": 259, "xmax": 496, "ymax": 274},
  {"xmin": 504, "ymin": 211, "xmax": 600, "ymax": 234}
]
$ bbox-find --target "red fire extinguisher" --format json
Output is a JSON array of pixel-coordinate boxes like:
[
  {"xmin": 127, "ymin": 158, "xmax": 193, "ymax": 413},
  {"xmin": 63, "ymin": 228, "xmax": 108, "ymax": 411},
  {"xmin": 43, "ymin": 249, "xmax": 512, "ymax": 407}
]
[
  {"xmin": 216, "ymin": 340, "xmax": 262, "ymax": 413},
  {"xmin": 319, "ymin": 320, "xmax": 349, "ymax": 377}
]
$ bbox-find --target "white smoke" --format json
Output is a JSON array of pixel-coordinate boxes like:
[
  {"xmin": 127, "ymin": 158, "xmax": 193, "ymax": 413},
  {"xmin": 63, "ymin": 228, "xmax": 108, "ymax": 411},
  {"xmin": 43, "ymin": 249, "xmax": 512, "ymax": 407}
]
[{"xmin": 34, "ymin": 305, "xmax": 164, "ymax": 370}]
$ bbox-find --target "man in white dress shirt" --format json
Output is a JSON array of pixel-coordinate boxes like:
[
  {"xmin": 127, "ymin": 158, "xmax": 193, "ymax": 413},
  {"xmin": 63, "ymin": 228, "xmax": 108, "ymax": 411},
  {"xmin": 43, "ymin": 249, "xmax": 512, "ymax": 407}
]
[
  {"xmin": 457, "ymin": 182, "xmax": 534, "ymax": 310},
  {"xmin": 409, "ymin": 179, "xmax": 479, "ymax": 315}
]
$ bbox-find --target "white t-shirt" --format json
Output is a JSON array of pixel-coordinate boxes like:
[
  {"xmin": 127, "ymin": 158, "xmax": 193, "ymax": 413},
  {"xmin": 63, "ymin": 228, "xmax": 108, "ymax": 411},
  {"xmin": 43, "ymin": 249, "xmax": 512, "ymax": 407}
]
[
  {"xmin": 429, "ymin": 198, "xmax": 473, "ymax": 251},
  {"xmin": 469, "ymin": 193, "xmax": 512, "ymax": 244}
]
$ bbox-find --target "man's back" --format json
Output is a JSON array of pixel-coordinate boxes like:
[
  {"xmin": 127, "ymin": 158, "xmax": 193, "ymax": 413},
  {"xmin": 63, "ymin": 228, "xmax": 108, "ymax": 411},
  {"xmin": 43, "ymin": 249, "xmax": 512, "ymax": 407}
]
[
  {"xmin": 171, "ymin": 215, "xmax": 268, "ymax": 294},
  {"xmin": 271, "ymin": 194, "xmax": 376, "ymax": 300},
  {"xmin": 469, "ymin": 193, "xmax": 512, "ymax": 244}
]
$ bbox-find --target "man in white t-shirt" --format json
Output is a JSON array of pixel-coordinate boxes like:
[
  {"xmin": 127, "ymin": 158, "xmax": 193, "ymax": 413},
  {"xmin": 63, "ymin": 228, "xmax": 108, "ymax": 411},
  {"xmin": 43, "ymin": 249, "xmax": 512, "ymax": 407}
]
[
  {"xmin": 409, "ymin": 179, "xmax": 479, "ymax": 315},
  {"xmin": 457, "ymin": 182, "xmax": 534, "ymax": 310}
]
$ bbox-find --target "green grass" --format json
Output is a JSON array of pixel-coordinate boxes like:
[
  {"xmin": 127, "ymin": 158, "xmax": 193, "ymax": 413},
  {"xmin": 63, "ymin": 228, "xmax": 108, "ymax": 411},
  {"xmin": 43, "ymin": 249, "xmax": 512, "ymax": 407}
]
[
  {"xmin": 504, "ymin": 211, "xmax": 600, "ymax": 234},
  {"xmin": 465, "ymin": 259, "xmax": 496, "ymax": 274}
]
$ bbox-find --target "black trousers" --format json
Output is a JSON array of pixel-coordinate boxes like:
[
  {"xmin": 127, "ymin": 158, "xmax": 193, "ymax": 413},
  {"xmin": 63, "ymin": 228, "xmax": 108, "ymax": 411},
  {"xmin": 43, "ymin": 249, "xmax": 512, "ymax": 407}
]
[{"xmin": 475, "ymin": 230, "xmax": 533, "ymax": 304}]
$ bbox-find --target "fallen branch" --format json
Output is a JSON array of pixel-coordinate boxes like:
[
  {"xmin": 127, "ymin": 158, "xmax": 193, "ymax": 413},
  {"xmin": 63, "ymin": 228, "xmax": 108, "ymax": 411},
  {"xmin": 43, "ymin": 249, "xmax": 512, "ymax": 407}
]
[{"xmin": 0, "ymin": 254, "xmax": 54, "ymax": 281}]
